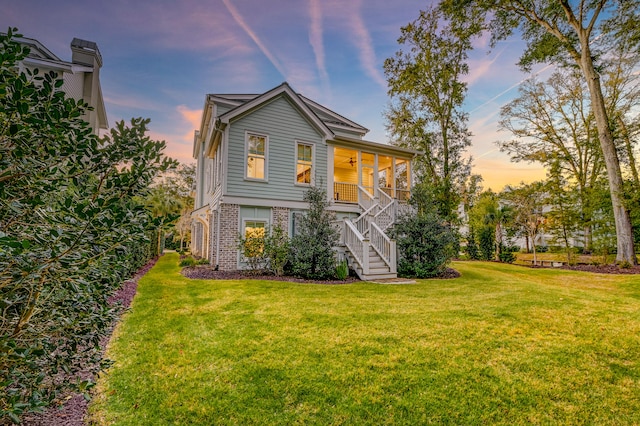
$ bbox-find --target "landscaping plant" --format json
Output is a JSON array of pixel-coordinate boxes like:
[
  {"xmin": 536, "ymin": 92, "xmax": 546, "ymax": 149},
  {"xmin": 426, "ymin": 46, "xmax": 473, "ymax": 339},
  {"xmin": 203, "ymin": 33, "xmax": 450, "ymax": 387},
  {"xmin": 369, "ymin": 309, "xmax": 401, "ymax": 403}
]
[
  {"xmin": 289, "ymin": 185, "xmax": 340, "ymax": 280},
  {"xmin": 391, "ymin": 208, "xmax": 457, "ymax": 278},
  {"xmin": 0, "ymin": 29, "xmax": 176, "ymax": 422}
]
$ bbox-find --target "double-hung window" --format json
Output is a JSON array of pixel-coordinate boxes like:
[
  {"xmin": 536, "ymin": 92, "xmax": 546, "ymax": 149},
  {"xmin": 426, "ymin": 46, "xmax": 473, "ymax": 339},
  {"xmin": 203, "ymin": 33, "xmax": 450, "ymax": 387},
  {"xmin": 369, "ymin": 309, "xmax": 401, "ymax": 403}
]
[
  {"xmin": 296, "ymin": 142, "xmax": 313, "ymax": 185},
  {"xmin": 246, "ymin": 132, "xmax": 267, "ymax": 180}
]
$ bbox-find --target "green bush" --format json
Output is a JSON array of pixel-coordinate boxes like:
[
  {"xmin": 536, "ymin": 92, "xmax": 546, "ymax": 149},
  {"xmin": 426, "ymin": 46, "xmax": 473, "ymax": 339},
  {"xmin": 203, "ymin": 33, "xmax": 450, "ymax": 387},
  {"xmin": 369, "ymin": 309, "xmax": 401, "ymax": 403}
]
[
  {"xmin": 289, "ymin": 185, "xmax": 340, "ymax": 279},
  {"xmin": 335, "ymin": 260, "xmax": 349, "ymax": 280},
  {"xmin": 179, "ymin": 256, "xmax": 197, "ymax": 267},
  {"xmin": 498, "ymin": 244, "xmax": 517, "ymax": 263},
  {"xmin": 465, "ymin": 229, "xmax": 480, "ymax": 260},
  {"xmin": 0, "ymin": 29, "xmax": 176, "ymax": 422},
  {"xmin": 264, "ymin": 225, "xmax": 290, "ymax": 276},
  {"xmin": 478, "ymin": 226, "xmax": 495, "ymax": 261},
  {"xmin": 390, "ymin": 211, "xmax": 457, "ymax": 278}
]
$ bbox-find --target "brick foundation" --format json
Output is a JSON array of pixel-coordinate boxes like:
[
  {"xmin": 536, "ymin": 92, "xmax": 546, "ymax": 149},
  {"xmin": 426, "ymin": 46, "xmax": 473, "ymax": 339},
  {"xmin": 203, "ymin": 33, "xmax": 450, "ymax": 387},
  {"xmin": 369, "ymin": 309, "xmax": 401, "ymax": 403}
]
[{"xmin": 217, "ymin": 203, "xmax": 239, "ymax": 270}]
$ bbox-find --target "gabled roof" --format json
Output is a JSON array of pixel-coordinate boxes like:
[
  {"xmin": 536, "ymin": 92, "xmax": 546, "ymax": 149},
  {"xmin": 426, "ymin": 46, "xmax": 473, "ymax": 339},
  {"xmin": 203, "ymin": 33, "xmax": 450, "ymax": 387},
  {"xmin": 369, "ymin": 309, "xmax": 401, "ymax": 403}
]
[
  {"xmin": 298, "ymin": 94, "xmax": 368, "ymax": 136},
  {"xmin": 216, "ymin": 82, "xmax": 335, "ymax": 140},
  {"xmin": 208, "ymin": 82, "xmax": 370, "ymax": 139}
]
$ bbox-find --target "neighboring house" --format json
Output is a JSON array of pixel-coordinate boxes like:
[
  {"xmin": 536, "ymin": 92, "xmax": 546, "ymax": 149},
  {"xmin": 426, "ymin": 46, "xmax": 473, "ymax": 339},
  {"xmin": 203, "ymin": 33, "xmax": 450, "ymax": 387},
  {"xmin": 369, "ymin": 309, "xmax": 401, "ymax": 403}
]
[
  {"xmin": 15, "ymin": 35, "xmax": 108, "ymax": 134},
  {"xmin": 191, "ymin": 82, "xmax": 416, "ymax": 280}
]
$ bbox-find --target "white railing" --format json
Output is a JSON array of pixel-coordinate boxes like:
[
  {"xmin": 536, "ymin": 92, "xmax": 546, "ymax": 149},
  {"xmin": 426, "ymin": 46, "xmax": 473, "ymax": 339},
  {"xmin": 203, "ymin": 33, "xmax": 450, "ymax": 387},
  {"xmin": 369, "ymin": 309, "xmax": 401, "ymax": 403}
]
[
  {"xmin": 344, "ymin": 219, "xmax": 368, "ymax": 275},
  {"xmin": 370, "ymin": 222, "xmax": 396, "ymax": 273},
  {"xmin": 358, "ymin": 186, "xmax": 375, "ymax": 211},
  {"xmin": 377, "ymin": 187, "xmax": 393, "ymax": 209},
  {"xmin": 375, "ymin": 189, "xmax": 396, "ymax": 231},
  {"xmin": 353, "ymin": 204, "xmax": 377, "ymax": 236}
]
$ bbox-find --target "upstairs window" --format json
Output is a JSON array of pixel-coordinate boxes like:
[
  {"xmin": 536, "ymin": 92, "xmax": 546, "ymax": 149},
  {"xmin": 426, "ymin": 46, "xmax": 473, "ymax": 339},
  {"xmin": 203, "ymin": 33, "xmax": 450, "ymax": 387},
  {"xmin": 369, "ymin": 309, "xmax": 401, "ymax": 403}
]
[
  {"xmin": 246, "ymin": 132, "xmax": 267, "ymax": 180},
  {"xmin": 296, "ymin": 142, "xmax": 313, "ymax": 185}
]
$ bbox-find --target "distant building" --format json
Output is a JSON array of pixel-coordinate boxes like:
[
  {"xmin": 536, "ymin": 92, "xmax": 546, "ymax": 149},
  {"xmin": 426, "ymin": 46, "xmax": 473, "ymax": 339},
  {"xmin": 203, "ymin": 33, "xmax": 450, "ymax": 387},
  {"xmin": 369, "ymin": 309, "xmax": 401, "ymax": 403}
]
[{"xmin": 15, "ymin": 35, "xmax": 108, "ymax": 134}]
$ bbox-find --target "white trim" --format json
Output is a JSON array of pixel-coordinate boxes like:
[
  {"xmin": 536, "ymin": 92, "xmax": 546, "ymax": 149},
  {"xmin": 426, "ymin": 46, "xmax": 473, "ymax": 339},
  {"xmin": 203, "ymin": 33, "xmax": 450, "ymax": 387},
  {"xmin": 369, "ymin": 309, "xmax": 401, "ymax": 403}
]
[
  {"xmin": 293, "ymin": 140, "xmax": 315, "ymax": 187},
  {"xmin": 244, "ymin": 130, "xmax": 269, "ymax": 182},
  {"xmin": 219, "ymin": 83, "xmax": 334, "ymax": 139}
]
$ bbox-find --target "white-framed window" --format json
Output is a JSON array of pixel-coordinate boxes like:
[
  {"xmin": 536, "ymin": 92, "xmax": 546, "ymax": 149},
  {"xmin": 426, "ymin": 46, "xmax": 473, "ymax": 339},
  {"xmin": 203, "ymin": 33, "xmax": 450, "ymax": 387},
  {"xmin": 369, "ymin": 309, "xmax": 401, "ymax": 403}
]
[
  {"xmin": 295, "ymin": 142, "xmax": 314, "ymax": 185},
  {"xmin": 243, "ymin": 220, "xmax": 267, "ymax": 253},
  {"xmin": 245, "ymin": 132, "xmax": 267, "ymax": 181}
]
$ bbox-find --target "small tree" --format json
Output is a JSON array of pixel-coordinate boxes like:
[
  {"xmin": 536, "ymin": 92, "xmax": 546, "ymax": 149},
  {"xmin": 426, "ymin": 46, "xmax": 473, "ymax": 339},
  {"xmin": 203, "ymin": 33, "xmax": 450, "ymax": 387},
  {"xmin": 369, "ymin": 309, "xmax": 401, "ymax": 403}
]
[
  {"xmin": 237, "ymin": 227, "xmax": 267, "ymax": 273},
  {"xmin": 391, "ymin": 199, "xmax": 457, "ymax": 278},
  {"xmin": 264, "ymin": 225, "xmax": 290, "ymax": 276},
  {"xmin": 289, "ymin": 185, "xmax": 340, "ymax": 279},
  {"xmin": 502, "ymin": 181, "xmax": 546, "ymax": 265},
  {"xmin": 465, "ymin": 227, "xmax": 480, "ymax": 260}
]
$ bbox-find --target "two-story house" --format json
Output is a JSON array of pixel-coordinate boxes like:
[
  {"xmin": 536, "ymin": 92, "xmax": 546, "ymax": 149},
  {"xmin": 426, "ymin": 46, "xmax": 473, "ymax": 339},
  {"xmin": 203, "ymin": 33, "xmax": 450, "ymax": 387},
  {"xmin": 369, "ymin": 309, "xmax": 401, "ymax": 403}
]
[
  {"xmin": 15, "ymin": 35, "xmax": 108, "ymax": 134},
  {"xmin": 191, "ymin": 83, "xmax": 415, "ymax": 280}
]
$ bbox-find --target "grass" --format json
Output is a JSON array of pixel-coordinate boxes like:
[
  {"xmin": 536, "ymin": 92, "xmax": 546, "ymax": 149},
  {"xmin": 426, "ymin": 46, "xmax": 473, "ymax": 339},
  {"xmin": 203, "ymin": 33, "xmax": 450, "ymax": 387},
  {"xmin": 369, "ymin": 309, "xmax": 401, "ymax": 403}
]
[{"xmin": 88, "ymin": 253, "xmax": 640, "ymax": 425}]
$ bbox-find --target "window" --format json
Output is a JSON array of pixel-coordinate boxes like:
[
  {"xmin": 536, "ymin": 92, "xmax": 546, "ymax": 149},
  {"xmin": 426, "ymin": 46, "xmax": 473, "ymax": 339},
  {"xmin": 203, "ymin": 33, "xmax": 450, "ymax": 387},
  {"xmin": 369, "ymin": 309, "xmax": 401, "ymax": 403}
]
[
  {"xmin": 246, "ymin": 132, "xmax": 267, "ymax": 180},
  {"xmin": 296, "ymin": 142, "xmax": 313, "ymax": 185},
  {"xmin": 243, "ymin": 220, "xmax": 266, "ymax": 256}
]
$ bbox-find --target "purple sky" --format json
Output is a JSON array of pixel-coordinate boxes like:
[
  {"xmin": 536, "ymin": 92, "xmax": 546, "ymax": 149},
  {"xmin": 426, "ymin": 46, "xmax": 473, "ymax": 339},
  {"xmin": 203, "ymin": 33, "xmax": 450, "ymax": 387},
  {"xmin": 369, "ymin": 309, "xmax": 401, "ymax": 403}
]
[{"xmin": 3, "ymin": 0, "xmax": 549, "ymax": 190}]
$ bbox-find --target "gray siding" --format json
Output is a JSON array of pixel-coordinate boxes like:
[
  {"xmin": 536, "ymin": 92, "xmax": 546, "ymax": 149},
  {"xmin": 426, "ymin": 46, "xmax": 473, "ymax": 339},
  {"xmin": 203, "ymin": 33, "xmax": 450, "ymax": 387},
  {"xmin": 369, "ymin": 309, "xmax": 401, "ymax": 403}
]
[{"xmin": 226, "ymin": 96, "xmax": 327, "ymax": 201}]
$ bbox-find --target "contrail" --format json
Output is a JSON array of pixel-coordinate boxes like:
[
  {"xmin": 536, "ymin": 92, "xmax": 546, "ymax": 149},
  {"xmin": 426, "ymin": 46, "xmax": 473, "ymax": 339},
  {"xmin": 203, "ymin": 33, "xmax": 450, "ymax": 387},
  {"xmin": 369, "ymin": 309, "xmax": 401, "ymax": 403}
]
[{"xmin": 221, "ymin": 0, "xmax": 288, "ymax": 79}]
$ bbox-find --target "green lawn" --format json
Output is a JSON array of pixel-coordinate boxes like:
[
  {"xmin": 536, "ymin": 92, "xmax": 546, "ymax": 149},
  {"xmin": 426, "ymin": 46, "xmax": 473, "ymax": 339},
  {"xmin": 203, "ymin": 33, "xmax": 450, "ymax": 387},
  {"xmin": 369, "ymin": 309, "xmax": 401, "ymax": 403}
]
[{"xmin": 89, "ymin": 253, "xmax": 640, "ymax": 425}]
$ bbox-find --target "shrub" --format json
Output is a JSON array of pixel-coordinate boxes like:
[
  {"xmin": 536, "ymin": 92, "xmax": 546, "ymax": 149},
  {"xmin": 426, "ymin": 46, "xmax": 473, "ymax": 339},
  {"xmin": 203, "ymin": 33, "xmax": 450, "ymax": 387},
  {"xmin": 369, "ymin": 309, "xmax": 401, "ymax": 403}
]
[
  {"xmin": 390, "ymin": 210, "xmax": 457, "ymax": 278},
  {"xmin": 465, "ymin": 229, "xmax": 480, "ymax": 260},
  {"xmin": 0, "ymin": 29, "xmax": 176, "ymax": 421},
  {"xmin": 335, "ymin": 260, "xmax": 349, "ymax": 280},
  {"xmin": 289, "ymin": 185, "xmax": 340, "ymax": 279},
  {"xmin": 478, "ymin": 226, "xmax": 495, "ymax": 261},
  {"xmin": 498, "ymin": 244, "xmax": 517, "ymax": 263},
  {"xmin": 264, "ymin": 225, "xmax": 290, "ymax": 276},
  {"xmin": 237, "ymin": 229, "xmax": 267, "ymax": 273},
  {"xmin": 179, "ymin": 256, "xmax": 197, "ymax": 267}
]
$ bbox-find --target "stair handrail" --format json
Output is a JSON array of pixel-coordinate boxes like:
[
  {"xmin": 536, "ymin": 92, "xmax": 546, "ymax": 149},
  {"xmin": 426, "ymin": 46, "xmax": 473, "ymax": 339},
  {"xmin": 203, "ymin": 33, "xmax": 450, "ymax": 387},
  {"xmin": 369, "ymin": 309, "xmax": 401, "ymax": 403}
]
[
  {"xmin": 344, "ymin": 219, "xmax": 369, "ymax": 275},
  {"xmin": 358, "ymin": 186, "xmax": 376, "ymax": 211},
  {"xmin": 369, "ymin": 221, "xmax": 396, "ymax": 273},
  {"xmin": 377, "ymin": 187, "xmax": 393, "ymax": 208},
  {"xmin": 374, "ymin": 189, "xmax": 397, "ymax": 231},
  {"xmin": 353, "ymin": 203, "xmax": 378, "ymax": 236}
]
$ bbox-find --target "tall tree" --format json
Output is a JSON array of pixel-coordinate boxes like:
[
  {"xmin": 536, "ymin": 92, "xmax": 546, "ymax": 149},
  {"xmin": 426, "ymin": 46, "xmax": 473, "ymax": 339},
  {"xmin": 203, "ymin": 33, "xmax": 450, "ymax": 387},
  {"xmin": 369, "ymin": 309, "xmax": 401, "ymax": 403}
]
[
  {"xmin": 384, "ymin": 5, "xmax": 479, "ymax": 223},
  {"xmin": 444, "ymin": 0, "xmax": 640, "ymax": 264},
  {"xmin": 498, "ymin": 69, "xmax": 604, "ymax": 250}
]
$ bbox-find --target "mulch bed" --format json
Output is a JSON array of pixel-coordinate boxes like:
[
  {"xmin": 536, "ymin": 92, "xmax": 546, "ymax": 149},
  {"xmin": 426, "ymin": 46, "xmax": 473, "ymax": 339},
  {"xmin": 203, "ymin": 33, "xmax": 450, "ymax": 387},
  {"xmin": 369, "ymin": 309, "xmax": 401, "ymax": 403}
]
[
  {"xmin": 22, "ymin": 257, "xmax": 159, "ymax": 426},
  {"xmin": 560, "ymin": 263, "xmax": 640, "ymax": 274},
  {"xmin": 181, "ymin": 265, "xmax": 462, "ymax": 282},
  {"xmin": 181, "ymin": 266, "xmax": 360, "ymax": 284}
]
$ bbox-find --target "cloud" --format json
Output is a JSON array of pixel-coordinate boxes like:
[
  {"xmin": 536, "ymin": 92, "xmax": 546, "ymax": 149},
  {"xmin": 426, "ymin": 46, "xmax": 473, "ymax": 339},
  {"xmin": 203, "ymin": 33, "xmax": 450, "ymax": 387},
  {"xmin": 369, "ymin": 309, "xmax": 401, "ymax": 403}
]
[
  {"xmin": 464, "ymin": 50, "xmax": 503, "ymax": 86},
  {"xmin": 343, "ymin": 0, "xmax": 387, "ymax": 89},
  {"xmin": 308, "ymin": 0, "xmax": 330, "ymax": 93}
]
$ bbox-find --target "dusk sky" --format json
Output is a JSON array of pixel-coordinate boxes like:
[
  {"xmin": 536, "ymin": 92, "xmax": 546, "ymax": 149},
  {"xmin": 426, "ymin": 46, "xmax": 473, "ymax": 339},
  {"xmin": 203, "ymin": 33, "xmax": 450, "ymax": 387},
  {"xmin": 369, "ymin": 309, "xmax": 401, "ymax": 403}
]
[{"xmin": 3, "ymin": 0, "xmax": 550, "ymax": 190}]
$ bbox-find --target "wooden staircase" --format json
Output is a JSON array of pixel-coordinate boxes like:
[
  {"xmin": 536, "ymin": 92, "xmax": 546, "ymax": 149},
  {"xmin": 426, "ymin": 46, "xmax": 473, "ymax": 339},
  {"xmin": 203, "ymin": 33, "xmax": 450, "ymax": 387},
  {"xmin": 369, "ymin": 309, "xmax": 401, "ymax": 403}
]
[
  {"xmin": 347, "ymin": 245, "xmax": 397, "ymax": 280},
  {"xmin": 342, "ymin": 186, "xmax": 403, "ymax": 281}
]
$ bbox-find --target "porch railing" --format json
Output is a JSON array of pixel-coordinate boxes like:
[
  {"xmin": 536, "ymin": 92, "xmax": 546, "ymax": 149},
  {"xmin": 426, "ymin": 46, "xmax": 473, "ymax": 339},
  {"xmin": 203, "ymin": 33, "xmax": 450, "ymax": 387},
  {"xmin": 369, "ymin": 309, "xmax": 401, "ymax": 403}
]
[{"xmin": 334, "ymin": 182, "xmax": 358, "ymax": 203}]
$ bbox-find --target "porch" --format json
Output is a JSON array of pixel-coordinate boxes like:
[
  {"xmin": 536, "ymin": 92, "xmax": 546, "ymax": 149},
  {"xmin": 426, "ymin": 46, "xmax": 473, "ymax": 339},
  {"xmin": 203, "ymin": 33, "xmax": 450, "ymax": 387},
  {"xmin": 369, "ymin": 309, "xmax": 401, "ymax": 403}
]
[{"xmin": 332, "ymin": 146, "xmax": 412, "ymax": 204}]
